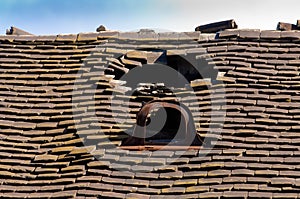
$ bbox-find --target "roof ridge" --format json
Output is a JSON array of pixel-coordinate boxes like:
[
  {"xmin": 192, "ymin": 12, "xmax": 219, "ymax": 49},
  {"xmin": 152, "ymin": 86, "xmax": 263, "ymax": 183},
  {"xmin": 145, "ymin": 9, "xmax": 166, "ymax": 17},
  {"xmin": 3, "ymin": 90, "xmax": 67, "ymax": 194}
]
[
  {"xmin": 219, "ymin": 29, "xmax": 300, "ymax": 39},
  {"xmin": 0, "ymin": 31, "xmax": 217, "ymax": 42}
]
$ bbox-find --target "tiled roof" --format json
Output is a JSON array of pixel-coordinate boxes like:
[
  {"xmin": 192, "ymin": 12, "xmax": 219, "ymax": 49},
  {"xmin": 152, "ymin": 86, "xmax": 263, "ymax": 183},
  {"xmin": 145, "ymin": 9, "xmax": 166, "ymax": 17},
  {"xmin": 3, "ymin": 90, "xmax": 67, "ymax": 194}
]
[{"xmin": 1, "ymin": 29, "xmax": 300, "ymax": 198}]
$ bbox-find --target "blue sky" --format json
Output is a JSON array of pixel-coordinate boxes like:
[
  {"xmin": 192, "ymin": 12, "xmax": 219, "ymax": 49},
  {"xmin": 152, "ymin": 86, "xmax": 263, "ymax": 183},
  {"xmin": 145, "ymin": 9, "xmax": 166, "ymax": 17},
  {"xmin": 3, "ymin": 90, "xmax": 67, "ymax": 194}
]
[{"xmin": 0, "ymin": 0, "xmax": 299, "ymax": 35}]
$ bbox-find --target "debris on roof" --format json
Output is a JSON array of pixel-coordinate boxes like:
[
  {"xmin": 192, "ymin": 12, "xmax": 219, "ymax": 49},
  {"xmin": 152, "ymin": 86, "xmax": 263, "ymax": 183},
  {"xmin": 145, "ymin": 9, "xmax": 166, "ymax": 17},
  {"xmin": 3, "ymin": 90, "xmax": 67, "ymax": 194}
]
[
  {"xmin": 277, "ymin": 20, "xmax": 300, "ymax": 31},
  {"xmin": 96, "ymin": 24, "xmax": 106, "ymax": 32},
  {"xmin": 195, "ymin": 19, "xmax": 238, "ymax": 33},
  {"xmin": 277, "ymin": 22, "xmax": 297, "ymax": 31},
  {"xmin": 138, "ymin": 28, "xmax": 155, "ymax": 34},
  {"xmin": 6, "ymin": 26, "xmax": 33, "ymax": 35},
  {"xmin": 134, "ymin": 83, "xmax": 174, "ymax": 97}
]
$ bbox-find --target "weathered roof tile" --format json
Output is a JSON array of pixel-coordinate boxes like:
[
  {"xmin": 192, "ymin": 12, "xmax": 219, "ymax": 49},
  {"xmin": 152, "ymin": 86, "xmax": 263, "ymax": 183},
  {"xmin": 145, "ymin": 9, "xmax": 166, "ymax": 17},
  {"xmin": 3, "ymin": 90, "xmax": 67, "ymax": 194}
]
[
  {"xmin": 77, "ymin": 33, "xmax": 98, "ymax": 41},
  {"xmin": 239, "ymin": 29, "xmax": 260, "ymax": 39},
  {"xmin": 56, "ymin": 34, "xmax": 77, "ymax": 42},
  {"xmin": 260, "ymin": 30, "xmax": 281, "ymax": 39}
]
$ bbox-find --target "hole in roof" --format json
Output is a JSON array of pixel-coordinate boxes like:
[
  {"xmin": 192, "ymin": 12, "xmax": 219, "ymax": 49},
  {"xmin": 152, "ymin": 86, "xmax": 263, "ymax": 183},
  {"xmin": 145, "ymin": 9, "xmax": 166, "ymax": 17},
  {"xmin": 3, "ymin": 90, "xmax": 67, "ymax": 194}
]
[
  {"xmin": 145, "ymin": 106, "xmax": 186, "ymax": 145},
  {"xmin": 99, "ymin": 47, "xmax": 217, "ymax": 149},
  {"xmin": 121, "ymin": 99, "xmax": 203, "ymax": 149}
]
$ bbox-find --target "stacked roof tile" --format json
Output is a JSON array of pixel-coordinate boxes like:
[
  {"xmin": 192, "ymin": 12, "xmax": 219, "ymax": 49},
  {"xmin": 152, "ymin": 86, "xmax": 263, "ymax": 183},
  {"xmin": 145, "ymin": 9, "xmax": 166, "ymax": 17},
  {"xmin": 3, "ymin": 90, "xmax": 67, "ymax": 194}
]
[{"xmin": 0, "ymin": 28, "xmax": 300, "ymax": 198}]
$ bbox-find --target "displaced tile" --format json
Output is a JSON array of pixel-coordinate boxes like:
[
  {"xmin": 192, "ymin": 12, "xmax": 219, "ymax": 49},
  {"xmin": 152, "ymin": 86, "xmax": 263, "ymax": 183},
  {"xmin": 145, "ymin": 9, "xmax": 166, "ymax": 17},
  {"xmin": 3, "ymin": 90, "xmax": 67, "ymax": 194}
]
[{"xmin": 34, "ymin": 154, "xmax": 58, "ymax": 162}]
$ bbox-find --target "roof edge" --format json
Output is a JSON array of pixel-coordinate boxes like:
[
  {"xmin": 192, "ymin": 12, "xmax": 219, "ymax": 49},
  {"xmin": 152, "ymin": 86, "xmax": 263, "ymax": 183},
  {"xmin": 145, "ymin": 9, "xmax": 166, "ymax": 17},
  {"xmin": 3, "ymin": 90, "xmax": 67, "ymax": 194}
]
[
  {"xmin": 1, "ymin": 29, "xmax": 300, "ymax": 42},
  {"xmin": 0, "ymin": 31, "xmax": 216, "ymax": 42}
]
